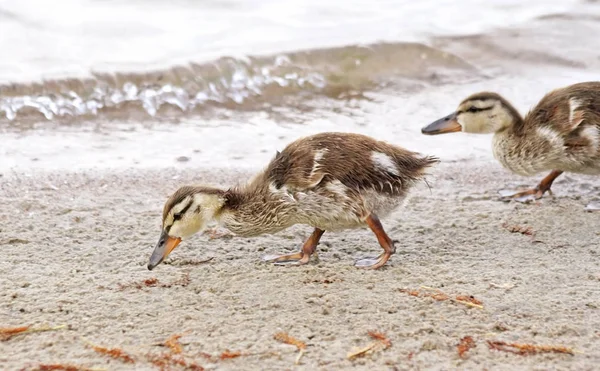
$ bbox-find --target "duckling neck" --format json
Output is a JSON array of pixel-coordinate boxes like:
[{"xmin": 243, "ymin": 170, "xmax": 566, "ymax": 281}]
[
  {"xmin": 495, "ymin": 100, "xmax": 524, "ymax": 133},
  {"xmin": 218, "ymin": 183, "xmax": 296, "ymax": 237}
]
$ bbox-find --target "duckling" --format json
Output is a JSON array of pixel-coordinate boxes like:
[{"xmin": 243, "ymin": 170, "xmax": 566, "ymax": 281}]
[
  {"xmin": 147, "ymin": 132, "xmax": 438, "ymax": 270},
  {"xmin": 421, "ymin": 82, "xmax": 600, "ymax": 208}
]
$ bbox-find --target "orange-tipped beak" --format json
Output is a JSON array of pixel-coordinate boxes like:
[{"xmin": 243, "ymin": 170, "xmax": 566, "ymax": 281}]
[
  {"xmin": 421, "ymin": 112, "xmax": 462, "ymax": 135},
  {"xmin": 148, "ymin": 230, "xmax": 182, "ymax": 270}
]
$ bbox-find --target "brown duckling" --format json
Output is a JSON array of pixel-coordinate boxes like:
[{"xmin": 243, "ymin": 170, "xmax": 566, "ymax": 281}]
[
  {"xmin": 422, "ymin": 82, "xmax": 600, "ymax": 209},
  {"xmin": 148, "ymin": 132, "xmax": 438, "ymax": 270}
]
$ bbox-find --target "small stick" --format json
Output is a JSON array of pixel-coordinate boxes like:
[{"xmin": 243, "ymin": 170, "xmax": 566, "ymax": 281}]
[
  {"xmin": 418, "ymin": 286, "xmax": 484, "ymax": 309},
  {"xmin": 273, "ymin": 332, "xmax": 306, "ymax": 350},
  {"xmin": 453, "ymin": 299, "xmax": 484, "ymax": 309},
  {"xmin": 1, "ymin": 324, "xmax": 67, "ymax": 341},
  {"xmin": 487, "ymin": 340, "xmax": 575, "ymax": 355},
  {"xmin": 347, "ymin": 331, "xmax": 391, "ymax": 360},
  {"xmin": 81, "ymin": 338, "xmax": 135, "ymax": 364},
  {"xmin": 295, "ymin": 349, "xmax": 305, "ymax": 365},
  {"xmin": 347, "ymin": 342, "xmax": 378, "ymax": 360}
]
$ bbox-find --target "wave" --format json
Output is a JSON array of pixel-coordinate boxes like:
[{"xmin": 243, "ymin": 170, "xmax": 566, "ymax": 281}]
[{"xmin": 0, "ymin": 42, "xmax": 475, "ymax": 123}]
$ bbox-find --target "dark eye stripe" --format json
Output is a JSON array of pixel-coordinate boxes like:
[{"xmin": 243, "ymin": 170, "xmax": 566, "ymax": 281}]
[
  {"xmin": 466, "ymin": 106, "xmax": 493, "ymax": 113},
  {"xmin": 173, "ymin": 201, "xmax": 193, "ymax": 221}
]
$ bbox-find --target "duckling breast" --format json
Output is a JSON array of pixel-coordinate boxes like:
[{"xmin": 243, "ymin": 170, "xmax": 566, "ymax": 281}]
[{"xmin": 492, "ymin": 128, "xmax": 564, "ymax": 176}]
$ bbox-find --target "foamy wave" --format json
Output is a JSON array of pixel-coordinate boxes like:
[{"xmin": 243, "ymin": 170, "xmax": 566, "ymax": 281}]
[{"xmin": 0, "ymin": 43, "xmax": 474, "ymax": 122}]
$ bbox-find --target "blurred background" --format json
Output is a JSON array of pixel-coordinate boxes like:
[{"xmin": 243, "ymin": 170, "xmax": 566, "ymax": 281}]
[{"xmin": 1, "ymin": 0, "xmax": 599, "ymax": 172}]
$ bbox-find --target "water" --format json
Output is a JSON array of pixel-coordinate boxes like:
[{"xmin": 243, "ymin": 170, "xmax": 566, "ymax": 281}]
[{"xmin": 0, "ymin": 0, "xmax": 599, "ymax": 172}]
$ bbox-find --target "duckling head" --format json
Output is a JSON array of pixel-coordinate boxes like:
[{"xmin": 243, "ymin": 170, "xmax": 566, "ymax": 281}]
[
  {"xmin": 421, "ymin": 92, "xmax": 520, "ymax": 135},
  {"xmin": 148, "ymin": 185, "xmax": 225, "ymax": 270}
]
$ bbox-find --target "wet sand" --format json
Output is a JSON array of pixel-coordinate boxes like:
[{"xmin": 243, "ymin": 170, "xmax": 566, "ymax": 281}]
[{"xmin": 1, "ymin": 162, "xmax": 599, "ymax": 370}]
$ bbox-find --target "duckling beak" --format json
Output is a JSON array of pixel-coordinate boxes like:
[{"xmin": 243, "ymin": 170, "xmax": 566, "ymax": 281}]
[
  {"xmin": 147, "ymin": 230, "xmax": 182, "ymax": 270},
  {"xmin": 421, "ymin": 112, "xmax": 462, "ymax": 135}
]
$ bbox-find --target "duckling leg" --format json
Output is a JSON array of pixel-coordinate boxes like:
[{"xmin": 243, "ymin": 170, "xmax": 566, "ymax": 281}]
[
  {"xmin": 262, "ymin": 228, "xmax": 325, "ymax": 265},
  {"xmin": 354, "ymin": 214, "xmax": 395, "ymax": 269},
  {"xmin": 499, "ymin": 170, "xmax": 563, "ymax": 202}
]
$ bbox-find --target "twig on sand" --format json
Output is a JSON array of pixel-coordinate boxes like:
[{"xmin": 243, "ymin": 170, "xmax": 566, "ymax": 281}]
[
  {"xmin": 457, "ymin": 336, "xmax": 476, "ymax": 359},
  {"xmin": 399, "ymin": 287, "xmax": 484, "ymax": 309},
  {"xmin": 273, "ymin": 332, "xmax": 306, "ymax": 350},
  {"xmin": 29, "ymin": 365, "xmax": 105, "ymax": 371},
  {"xmin": 164, "ymin": 334, "xmax": 184, "ymax": 354},
  {"xmin": 347, "ymin": 331, "xmax": 392, "ymax": 360},
  {"xmin": 1, "ymin": 325, "xmax": 67, "ymax": 341},
  {"xmin": 219, "ymin": 350, "xmax": 242, "ymax": 360},
  {"xmin": 487, "ymin": 340, "xmax": 575, "ymax": 355},
  {"xmin": 146, "ymin": 333, "xmax": 204, "ymax": 371},
  {"xmin": 81, "ymin": 338, "xmax": 135, "ymax": 364},
  {"xmin": 347, "ymin": 342, "xmax": 378, "ymax": 360},
  {"xmin": 274, "ymin": 332, "xmax": 307, "ymax": 365}
]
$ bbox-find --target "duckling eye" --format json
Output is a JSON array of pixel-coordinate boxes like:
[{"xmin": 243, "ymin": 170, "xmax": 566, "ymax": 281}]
[
  {"xmin": 173, "ymin": 212, "xmax": 183, "ymax": 221},
  {"xmin": 467, "ymin": 106, "xmax": 479, "ymax": 113}
]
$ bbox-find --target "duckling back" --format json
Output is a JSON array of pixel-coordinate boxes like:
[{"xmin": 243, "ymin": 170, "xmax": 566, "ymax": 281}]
[
  {"xmin": 264, "ymin": 132, "xmax": 438, "ymax": 230},
  {"xmin": 221, "ymin": 132, "xmax": 438, "ymax": 235}
]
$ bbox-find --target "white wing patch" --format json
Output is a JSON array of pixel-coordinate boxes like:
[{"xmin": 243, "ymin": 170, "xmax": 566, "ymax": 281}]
[
  {"xmin": 310, "ymin": 149, "xmax": 327, "ymax": 177},
  {"xmin": 536, "ymin": 126, "xmax": 564, "ymax": 147},
  {"xmin": 371, "ymin": 151, "xmax": 399, "ymax": 176},
  {"xmin": 325, "ymin": 179, "xmax": 349, "ymax": 199},
  {"xmin": 568, "ymin": 98, "xmax": 584, "ymax": 128},
  {"xmin": 581, "ymin": 126, "xmax": 599, "ymax": 151},
  {"xmin": 301, "ymin": 149, "xmax": 327, "ymax": 188}
]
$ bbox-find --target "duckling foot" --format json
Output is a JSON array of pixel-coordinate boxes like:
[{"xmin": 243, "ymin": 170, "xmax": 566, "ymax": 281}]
[
  {"xmin": 262, "ymin": 228, "xmax": 325, "ymax": 267},
  {"xmin": 499, "ymin": 170, "xmax": 563, "ymax": 203},
  {"xmin": 262, "ymin": 252, "xmax": 308, "ymax": 265},
  {"xmin": 356, "ymin": 214, "xmax": 396, "ymax": 270},
  {"xmin": 498, "ymin": 188, "xmax": 547, "ymax": 203},
  {"xmin": 585, "ymin": 201, "xmax": 600, "ymax": 211},
  {"xmin": 355, "ymin": 253, "xmax": 392, "ymax": 269}
]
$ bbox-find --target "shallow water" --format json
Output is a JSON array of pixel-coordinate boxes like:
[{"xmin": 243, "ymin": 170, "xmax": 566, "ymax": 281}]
[{"xmin": 0, "ymin": 0, "xmax": 599, "ymax": 172}]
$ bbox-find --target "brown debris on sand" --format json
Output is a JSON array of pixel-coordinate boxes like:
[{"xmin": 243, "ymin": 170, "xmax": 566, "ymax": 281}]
[
  {"xmin": 85, "ymin": 340, "xmax": 135, "ymax": 364},
  {"xmin": 457, "ymin": 336, "xmax": 476, "ymax": 359},
  {"xmin": 273, "ymin": 332, "xmax": 307, "ymax": 350},
  {"xmin": 30, "ymin": 365, "xmax": 95, "ymax": 371},
  {"xmin": 399, "ymin": 287, "xmax": 484, "ymax": 309},
  {"xmin": 1, "ymin": 325, "xmax": 67, "ymax": 341},
  {"xmin": 1, "ymin": 326, "xmax": 30, "ymax": 341},
  {"xmin": 219, "ymin": 350, "xmax": 242, "ymax": 360},
  {"xmin": 347, "ymin": 331, "xmax": 392, "ymax": 360},
  {"xmin": 502, "ymin": 222, "xmax": 535, "ymax": 236},
  {"xmin": 164, "ymin": 334, "xmax": 184, "ymax": 354},
  {"xmin": 145, "ymin": 333, "xmax": 204, "ymax": 371},
  {"xmin": 117, "ymin": 273, "xmax": 190, "ymax": 290},
  {"xmin": 487, "ymin": 340, "xmax": 574, "ymax": 355}
]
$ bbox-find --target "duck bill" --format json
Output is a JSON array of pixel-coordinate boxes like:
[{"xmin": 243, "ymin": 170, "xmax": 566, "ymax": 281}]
[
  {"xmin": 421, "ymin": 112, "xmax": 462, "ymax": 135},
  {"xmin": 147, "ymin": 230, "xmax": 182, "ymax": 270}
]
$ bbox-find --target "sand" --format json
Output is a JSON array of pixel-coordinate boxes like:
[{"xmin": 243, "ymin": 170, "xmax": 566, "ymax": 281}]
[{"xmin": 1, "ymin": 161, "xmax": 599, "ymax": 370}]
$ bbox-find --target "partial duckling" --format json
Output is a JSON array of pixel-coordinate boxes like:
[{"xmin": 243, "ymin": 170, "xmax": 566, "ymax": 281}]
[
  {"xmin": 148, "ymin": 132, "xmax": 438, "ymax": 270},
  {"xmin": 422, "ymin": 82, "xmax": 600, "ymax": 208}
]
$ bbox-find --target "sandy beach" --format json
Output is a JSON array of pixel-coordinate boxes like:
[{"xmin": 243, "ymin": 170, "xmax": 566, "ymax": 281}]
[{"xmin": 1, "ymin": 161, "xmax": 600, "ymax": 370}]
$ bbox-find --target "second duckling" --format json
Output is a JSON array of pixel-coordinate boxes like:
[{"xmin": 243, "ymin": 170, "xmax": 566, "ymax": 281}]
[
  {"xmin": 148, "ymin": 132, "xmax": 438, "ymax": 270},
  {"xmin": 421, "ymin": 82, "xmax": 600, "ymax": 209}
]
